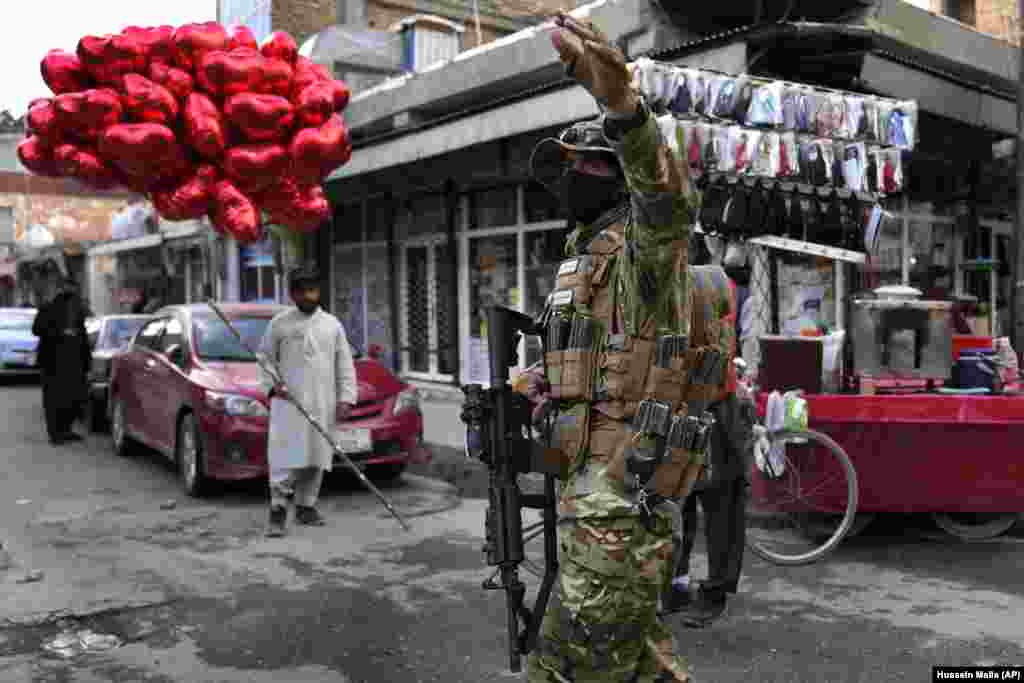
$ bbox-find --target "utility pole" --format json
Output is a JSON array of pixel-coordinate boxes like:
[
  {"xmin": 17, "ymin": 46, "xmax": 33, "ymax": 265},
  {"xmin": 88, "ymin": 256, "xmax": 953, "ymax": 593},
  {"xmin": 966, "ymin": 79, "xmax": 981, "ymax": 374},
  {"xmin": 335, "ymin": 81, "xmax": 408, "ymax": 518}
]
[{"xmin": 1015, "ymin": 0, "xmax": 1024, "ymax": 354}]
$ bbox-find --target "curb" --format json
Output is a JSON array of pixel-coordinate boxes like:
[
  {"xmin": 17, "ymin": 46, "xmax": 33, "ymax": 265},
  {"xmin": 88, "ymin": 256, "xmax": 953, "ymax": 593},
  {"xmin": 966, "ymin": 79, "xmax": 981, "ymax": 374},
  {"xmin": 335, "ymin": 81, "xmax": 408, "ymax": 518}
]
[{"xmin": 402, "ymin": 473, "xmax": 460, "ymax": 496}]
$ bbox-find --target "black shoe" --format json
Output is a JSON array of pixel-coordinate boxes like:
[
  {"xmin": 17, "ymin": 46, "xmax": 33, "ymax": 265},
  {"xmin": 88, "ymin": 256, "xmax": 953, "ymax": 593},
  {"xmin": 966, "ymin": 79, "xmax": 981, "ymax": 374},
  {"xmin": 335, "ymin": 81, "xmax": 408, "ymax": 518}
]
[
  {"xmin": 63, "ymin": 432, "xmax": 84, "ymax": 442},
  {"xmin": 266, "ymin": 505, "xmax": 288, "ymax": 537},
  {"xmin": 659, "ymin": 584, "xmax": 696, "ymax": 616},
  {"xmin": 295, "ymin": 505, "xmax": 325, "ymax": 526},
  {"xmin": 49, "ymin": 435, "xmax": 68, "ymax": 445},
  {"xmin": 680, "ymin": 590, "xmax": 728, "ymax": 628}
]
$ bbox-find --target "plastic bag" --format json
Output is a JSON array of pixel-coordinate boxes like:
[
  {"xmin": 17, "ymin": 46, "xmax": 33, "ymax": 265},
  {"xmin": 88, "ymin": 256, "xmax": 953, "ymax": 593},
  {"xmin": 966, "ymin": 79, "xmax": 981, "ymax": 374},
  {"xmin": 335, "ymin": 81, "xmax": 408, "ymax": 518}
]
[
  {"xmin": 841, "ymin": 142, "xmax": 868, "ymax": 192},
  {"xmin": 745, "ymin": 79, "xmax": 781, "ymax": 127},
  {"xmin": 758, "ymin": 391, "xmax": 787, "ymax": 478},
  {"xmin": 751, "ymin": 131, "xmax": 779, "ymax": 177},
  {"xmin": 730, "ymin": 126, "xmax": 756, "ymax": 174},
  {"xmin": 783, "ymin": 391, "xmax": 808, "ymax": 431},
  {"xmin": 877, "ymin": 149, "xmax": 904, "ymax": 195}
]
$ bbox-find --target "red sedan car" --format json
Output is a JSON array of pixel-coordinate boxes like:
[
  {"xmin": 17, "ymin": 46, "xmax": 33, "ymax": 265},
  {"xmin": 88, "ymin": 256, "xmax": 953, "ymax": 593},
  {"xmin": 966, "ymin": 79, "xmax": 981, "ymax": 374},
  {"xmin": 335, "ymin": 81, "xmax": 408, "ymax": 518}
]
[{"xmin": 108, "ymin": 303, "xmax": 429, "ymax": 496}]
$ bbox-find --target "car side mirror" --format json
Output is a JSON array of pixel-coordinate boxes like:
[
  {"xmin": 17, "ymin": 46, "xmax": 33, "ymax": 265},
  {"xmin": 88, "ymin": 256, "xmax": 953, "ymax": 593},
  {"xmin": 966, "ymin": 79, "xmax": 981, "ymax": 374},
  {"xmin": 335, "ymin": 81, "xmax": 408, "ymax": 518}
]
[{"xmin": 165, "ymin": 344, "xmax": 185, "ymax": 366}]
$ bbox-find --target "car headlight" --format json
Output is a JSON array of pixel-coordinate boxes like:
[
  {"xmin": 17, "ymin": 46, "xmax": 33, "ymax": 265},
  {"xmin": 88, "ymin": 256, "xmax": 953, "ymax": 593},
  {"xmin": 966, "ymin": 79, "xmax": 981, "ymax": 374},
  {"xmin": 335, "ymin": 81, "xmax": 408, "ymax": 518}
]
[
  {"xmin": 204, "ymin": 391, "xmax": 269, "ymax": 417},
  {"xmin": 393, "ymin": 387, "xmax": 420, "ymax": 415}
]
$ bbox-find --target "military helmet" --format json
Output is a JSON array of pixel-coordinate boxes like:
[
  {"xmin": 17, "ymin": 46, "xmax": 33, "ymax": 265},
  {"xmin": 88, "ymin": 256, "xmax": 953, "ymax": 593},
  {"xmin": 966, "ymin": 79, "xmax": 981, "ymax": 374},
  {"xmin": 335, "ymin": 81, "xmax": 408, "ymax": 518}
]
[{"xmin": 529, "ymin": 118, "xmax": 621, "ymax": 199}]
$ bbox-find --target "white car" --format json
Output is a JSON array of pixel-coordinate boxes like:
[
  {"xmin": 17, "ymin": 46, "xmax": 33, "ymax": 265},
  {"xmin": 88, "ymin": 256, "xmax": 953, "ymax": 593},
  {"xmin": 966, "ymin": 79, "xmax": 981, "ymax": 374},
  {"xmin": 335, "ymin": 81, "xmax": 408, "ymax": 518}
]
[{"xmin": 0, "ymin": 308, "xmax": 40, "ymax": 376}]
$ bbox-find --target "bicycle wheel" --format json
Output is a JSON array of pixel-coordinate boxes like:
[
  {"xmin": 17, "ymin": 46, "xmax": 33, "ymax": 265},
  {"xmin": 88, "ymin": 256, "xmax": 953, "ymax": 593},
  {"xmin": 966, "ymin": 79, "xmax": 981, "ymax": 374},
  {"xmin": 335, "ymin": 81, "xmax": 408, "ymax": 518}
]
[{"xmin": 745, "ymin": 428, "xmax": 858, "ymax": 566}]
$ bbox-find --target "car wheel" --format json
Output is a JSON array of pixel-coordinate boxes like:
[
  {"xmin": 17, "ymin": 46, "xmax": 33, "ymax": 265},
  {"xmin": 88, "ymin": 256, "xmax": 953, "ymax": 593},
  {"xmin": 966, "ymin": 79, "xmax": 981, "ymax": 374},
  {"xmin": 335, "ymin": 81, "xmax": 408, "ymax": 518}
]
[
  {"xmin": 89, "ymin": 398, "xmax": 107, "ymax": 433},
  {"xmin": 110, "ymin": 397, "xmax": 135, "ymax": 457},
  {"xmin": 368, "ymin": 462, "xmax": 407, "ymax": 482},
  {"xmin": 176, "ymin": 412, "xmax": 209, "ymax": 498}
]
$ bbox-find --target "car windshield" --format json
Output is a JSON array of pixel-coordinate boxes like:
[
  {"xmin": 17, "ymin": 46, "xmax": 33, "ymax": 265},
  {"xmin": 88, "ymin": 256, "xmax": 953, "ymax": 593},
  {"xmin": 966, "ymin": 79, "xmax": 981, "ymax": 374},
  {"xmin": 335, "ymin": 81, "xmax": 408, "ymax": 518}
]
[
  {"xmin": 98, "ymin": 318, "xmax": 148, "ymax": 350},
  {"xmin": 0, "ymin": 316, "xmax": 34, "ymax": 332},
  {"xmin": 192, "ymin": 314, "xmax": 272, "ymax": 362}
]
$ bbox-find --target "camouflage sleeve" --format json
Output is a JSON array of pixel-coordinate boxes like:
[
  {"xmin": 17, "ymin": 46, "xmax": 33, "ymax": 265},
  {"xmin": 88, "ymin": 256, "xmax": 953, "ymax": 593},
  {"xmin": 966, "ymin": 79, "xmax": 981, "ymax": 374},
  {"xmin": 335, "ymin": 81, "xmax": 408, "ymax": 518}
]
[{"xmin": 606, "ymin": 115, "xmax": 698, "ymax": 338}]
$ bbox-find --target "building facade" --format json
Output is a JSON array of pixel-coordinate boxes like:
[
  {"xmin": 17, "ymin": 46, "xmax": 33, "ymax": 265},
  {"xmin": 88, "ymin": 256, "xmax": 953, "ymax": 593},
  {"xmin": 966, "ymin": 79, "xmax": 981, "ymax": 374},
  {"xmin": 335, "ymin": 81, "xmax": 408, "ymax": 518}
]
[{"xmin": 309, "ymin": 0, "xmax": 1021, "ymax": 451}]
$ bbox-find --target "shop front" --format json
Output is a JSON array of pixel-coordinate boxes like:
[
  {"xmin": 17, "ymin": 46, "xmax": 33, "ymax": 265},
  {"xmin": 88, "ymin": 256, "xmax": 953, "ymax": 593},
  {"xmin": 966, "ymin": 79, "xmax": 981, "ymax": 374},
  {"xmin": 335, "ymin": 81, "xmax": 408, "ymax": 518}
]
[
  {"xmin": 86, "ymin": 204, "xmax": 217, "ymax": 315},
  {"xmin": 320, "ymin": 0, "xmax": 1022, "ymax": 455}
]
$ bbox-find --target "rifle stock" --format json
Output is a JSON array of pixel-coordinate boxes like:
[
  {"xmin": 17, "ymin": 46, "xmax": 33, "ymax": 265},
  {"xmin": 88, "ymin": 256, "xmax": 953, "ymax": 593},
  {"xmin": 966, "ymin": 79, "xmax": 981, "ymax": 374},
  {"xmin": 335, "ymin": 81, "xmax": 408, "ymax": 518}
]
[{"xmin": 460, "ymin": 306, "xmax": 558, "ymax": 673}]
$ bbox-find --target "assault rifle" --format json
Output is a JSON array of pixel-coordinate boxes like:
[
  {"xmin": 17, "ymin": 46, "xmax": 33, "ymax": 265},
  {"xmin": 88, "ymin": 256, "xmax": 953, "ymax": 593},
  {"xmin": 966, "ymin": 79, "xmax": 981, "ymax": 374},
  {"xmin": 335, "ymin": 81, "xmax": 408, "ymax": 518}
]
[{"xmin": 459, "ymin": 306, "xmax": 560, "ymax": 673}]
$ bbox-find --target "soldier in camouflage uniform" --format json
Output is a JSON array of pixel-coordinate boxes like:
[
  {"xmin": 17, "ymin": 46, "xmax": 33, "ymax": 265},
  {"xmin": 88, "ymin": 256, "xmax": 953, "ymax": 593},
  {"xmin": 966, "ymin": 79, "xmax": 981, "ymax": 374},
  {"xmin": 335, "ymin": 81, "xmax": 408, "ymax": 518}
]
[{"xmin": 523, "ymin": 12, "xmax": 727, "ymax": 683}]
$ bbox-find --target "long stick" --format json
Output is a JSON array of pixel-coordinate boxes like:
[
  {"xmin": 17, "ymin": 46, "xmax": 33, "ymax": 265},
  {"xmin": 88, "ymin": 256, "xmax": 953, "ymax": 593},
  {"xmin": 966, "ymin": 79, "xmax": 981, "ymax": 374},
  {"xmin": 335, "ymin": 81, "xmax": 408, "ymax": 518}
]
[{"xmin": 206, "ymin": 300, "xmax": 412, "ymax": 531}]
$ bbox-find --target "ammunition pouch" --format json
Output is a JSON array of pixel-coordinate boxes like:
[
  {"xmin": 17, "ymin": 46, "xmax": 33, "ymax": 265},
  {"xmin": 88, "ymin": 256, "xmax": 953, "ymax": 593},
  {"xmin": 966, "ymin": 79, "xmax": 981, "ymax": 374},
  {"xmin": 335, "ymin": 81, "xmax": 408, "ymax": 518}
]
[
  {"xmin": 601, "ymin": 333, "xmax": 656, "ymax": 403},
  {"xmin": 555, "ymin": 255, "xmax": 612, "ymax": 311},
  {"xmin": 623, "ymin": 405, "xmax": 715, "ymax": 498},
  {"xmin": 548, "ymin": 403, "xmax": 591, "ymax": 476},
  {"xmin": 680, "ymin": 345, "xmax": 728, "ymax": 404},
  {"xmin": 554, "ymin": 349, "xmax": 595, "ymax": 401}
]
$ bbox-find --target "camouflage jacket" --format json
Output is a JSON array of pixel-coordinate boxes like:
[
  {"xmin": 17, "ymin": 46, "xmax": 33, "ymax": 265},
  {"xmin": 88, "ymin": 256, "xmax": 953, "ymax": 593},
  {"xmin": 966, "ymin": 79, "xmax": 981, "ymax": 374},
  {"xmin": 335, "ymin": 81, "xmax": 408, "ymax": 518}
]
[{"xmin": 567, "ymin": 115, "xmax": 700, "ymax": 339}]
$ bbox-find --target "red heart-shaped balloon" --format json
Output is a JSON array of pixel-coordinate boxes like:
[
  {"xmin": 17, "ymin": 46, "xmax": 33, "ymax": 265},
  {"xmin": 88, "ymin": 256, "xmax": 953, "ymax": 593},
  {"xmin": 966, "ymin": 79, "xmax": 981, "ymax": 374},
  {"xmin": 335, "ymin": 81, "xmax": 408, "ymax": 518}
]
[
  {"xmin": 152, "ymin": 164, "xmax": 218, "ymax": 221},
  {"xmin": 17, "ymin": 137, "xmax": 60, "ymax": 177},
  {"xmin": 227, "ymin": 25, "xmax": 258, "ymax": 51},
  {"xmin": 76, "ymin": 34, "xmax": 142, "ymax": 86},
  {"xmin": 148, "ymin": 61, "xmax": 194, "ymax": 101},
  {"xmin": 53, "ymin": 89, "xmax": 124, "ymax": 142},
  {"xmin": 329, "ymin": 79, "xmax": 351, "ymax": 112},
  {"xmin": 289, "ymin": 114, "xmax": 352, "ymax": 185},
  {"xmin": 183, "ymin": 92, "xmax": 227, "ymax": 160},
  {"xmin": 26, "ymin": 99, "xmax": 63, "ymax": 143},
  {"xmin": 211, "ymin": 179, "xmax": 262, "ymax": 243},
  {"xmin": 269, "ymin": 183, "xmax": 330, "ymax": 233},
  {"xmin": 196, "ymin": 47, "xmax": 266, "ymax": 99},
  {"xmin": 292, "ymin": 57, "xmax": 331, "ymax": 96},
  {"xmin": 40, "ymin": 49, "xmax": 92, "ymax": 95},
  {"xmin": 260, "ymin": 31, "xmax": 298, "ymax": 64},
  {"xmin": 122, "ymin": 25, "xmax": 177, "ymax": 65},
  {"xmin": 53, "ymin": 143, "xmax": 119, "ymax": 189},
  {"xmin": 223, "ymin": 143, "xmax": 289, "ymax": 193},
  {"xmin": 258, "ymin": 58, "xmax": 295, "ymax": 98},
  {"xmin": 293, "ymin": 82, "xmax": 334, "ymax": 128},
  {"xmin": 173, "ymin": 22, "xmax": 229, "ymax": 71},
  {"xmin": 122, "ymin": 74, "xmax": 179, "ymax": 126},
  {"xmin": 224, "ymin": 93, "xmax": 294, "ymax": 143},
  {"xmin": 99, "ymin": 122, "xmax": 181, "ymax": 179}
]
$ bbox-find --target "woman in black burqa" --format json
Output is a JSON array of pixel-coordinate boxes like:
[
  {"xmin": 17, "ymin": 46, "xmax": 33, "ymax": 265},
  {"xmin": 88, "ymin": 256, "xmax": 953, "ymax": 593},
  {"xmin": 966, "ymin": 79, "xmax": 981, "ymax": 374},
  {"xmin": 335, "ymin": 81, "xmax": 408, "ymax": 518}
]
[{"xmin": 32, "ymin": 277, "xmax": 91, "ymax": 444}]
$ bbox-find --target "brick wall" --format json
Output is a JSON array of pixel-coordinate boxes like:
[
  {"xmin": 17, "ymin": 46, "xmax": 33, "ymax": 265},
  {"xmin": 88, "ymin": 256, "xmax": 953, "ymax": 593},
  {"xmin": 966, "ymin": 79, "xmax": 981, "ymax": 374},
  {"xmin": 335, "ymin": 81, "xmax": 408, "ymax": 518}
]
[
  {"xmin": 272, "ymin": 0, "xmax": 577, "ymax": 51},
  {"xmin": 272, "ymin": 0, "xmax": 340, "ymax": 46},
  {"xmin": 974, "ymin": 0, "xmax": 1019, "ymax": 43}
]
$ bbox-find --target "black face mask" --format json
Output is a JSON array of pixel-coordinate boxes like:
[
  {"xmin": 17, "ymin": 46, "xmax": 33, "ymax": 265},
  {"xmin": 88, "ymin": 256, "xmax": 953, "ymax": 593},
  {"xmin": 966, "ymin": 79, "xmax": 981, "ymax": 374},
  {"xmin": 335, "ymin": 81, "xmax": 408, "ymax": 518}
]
[{"xmin": 565, "ymin": 170, "xmax": 624, "ymax": 226}]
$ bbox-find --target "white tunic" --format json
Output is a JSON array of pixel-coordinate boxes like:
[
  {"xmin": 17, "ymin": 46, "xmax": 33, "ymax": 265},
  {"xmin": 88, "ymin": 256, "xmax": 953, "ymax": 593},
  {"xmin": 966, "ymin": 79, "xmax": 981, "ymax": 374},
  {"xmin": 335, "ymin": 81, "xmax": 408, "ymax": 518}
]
[{"xmin": 258, "ymin": 307, "xmax": 358, "ymax": 472}]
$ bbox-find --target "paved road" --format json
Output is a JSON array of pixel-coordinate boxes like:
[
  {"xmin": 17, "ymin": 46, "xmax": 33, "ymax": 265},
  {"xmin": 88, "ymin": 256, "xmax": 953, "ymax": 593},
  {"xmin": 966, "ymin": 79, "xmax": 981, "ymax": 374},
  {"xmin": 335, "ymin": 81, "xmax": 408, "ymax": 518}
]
[{"xmin": 1, "ymin": 377, "xmax": 1023, "ymax": 682}]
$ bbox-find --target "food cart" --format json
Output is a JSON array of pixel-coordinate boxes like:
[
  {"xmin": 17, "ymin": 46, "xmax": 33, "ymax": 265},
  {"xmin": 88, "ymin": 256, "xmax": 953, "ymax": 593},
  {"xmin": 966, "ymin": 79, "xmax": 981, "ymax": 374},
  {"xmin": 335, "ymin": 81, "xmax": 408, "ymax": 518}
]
[{"xmin": 626, "ymin": 57, "xmax": 1024, "ymax": 550}]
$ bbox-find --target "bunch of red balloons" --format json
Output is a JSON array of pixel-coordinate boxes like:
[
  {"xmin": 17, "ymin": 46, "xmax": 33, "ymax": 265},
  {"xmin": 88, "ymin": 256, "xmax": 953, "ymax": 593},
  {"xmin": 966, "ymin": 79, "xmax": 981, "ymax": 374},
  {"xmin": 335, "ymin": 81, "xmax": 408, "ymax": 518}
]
[{"xmin": 18, "ymin": 22, "xmax": 353, "ymax": 244}]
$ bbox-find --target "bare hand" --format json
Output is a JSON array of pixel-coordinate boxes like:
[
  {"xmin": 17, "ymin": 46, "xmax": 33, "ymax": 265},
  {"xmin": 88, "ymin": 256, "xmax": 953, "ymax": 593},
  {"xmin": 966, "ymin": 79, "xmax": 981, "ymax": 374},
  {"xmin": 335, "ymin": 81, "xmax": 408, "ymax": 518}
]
[
  {"xmin": 273, "ymin": 384, "xmax": 290, "ymax": 401},
  {"xmin": 338, "ymin": 403, "xmax": 354, "ymax": 421},
  {"xmin": 549, "ymin": 10, "xmax": 637, "ymax": 114}
]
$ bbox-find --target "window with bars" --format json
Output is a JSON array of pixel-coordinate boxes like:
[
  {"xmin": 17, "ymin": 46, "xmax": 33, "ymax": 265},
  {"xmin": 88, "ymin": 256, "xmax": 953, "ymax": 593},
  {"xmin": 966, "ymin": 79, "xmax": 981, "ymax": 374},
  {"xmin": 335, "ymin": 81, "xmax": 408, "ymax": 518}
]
[{"xmin": 401, "ymin": 235, "xmax": 455, "ymax": 379}]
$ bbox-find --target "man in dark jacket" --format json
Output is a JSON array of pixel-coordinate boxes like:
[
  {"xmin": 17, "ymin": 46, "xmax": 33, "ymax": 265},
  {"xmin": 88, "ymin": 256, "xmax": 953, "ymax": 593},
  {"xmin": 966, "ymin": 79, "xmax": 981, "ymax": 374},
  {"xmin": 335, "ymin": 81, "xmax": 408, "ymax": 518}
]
[{"xmin": 32, "ymin": 276, "xmax": 91, "ymax": 444}]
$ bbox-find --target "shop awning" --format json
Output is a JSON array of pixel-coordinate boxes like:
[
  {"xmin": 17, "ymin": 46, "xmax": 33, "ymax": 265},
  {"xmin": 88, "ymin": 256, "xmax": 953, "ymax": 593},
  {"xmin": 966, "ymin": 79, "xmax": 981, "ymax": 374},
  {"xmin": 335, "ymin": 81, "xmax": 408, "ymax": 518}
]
[
  {"xmin": 87, "ymin": 233, "xmax": 162, "ymax": 256},
  {"xmin": 328, "ymin": 84, "xmax": 601, "ymax": 180}
]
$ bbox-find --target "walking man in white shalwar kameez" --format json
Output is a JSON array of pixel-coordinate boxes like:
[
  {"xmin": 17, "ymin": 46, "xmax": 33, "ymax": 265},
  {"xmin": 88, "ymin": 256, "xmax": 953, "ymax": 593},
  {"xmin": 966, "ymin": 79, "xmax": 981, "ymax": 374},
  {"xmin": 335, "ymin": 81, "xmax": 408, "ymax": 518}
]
[{"xmin": 259, "ymin": 262, "xmax": 358, "ymax": 537}]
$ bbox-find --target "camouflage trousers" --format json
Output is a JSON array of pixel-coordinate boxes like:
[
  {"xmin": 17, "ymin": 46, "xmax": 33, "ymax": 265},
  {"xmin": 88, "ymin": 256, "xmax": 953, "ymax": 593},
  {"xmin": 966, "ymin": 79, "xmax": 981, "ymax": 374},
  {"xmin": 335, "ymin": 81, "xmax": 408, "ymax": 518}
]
[{"xmin": 526, "ymin": 512, "xmax": 692, "ymax": 683}]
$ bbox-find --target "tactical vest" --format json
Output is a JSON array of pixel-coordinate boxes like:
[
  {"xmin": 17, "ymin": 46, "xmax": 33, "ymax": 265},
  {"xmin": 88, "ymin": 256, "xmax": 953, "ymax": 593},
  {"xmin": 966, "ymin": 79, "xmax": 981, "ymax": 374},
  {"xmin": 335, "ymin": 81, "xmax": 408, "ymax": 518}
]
[{"xmin": 541, "ymin": 207, "xmax": 732, "ymax": 497}]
